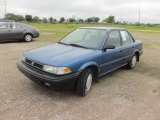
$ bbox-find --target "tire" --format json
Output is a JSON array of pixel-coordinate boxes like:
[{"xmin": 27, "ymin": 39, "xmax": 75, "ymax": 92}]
[
  {"xmin": 24, "ymin": 34, "xmax": 33, "ymax": 42},
  {"xmin": 127, "ymin": 54, "xmax": 137, "ymax": 69},
  {"xmin": 77, "ymin": 69, "xmax": 93, "ymax": 96}
]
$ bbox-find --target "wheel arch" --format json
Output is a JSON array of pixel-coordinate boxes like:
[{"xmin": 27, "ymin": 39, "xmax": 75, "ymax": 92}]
[
  {"xmin": 24, "ymin": 33, "xmax": 33, "ymax": 38},
  {"xmin": 133, "ymin": 50, "xmax": 140, "ymax": 61},
  {"xmin": 78, "ymin": 62, "xmax": 100, "ymax": 81}
]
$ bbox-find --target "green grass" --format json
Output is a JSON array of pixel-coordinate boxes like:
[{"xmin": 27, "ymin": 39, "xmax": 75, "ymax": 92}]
[
  {"xmin": 30, "ymin": 23, "xmax": 160, "ymax": 32},
  {"xmin": 29, "ymin": 23, "xmax": 160, "ymax": 42}
]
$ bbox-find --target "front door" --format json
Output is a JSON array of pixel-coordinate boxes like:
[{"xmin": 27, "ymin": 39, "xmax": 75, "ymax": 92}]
[
  {"xmin": 101, "ymin": 30, "xmax": 124, "ymax": 75},
  {"xmin": 0, "ymin": 22, "xmax": 12, "ymax": 41}
]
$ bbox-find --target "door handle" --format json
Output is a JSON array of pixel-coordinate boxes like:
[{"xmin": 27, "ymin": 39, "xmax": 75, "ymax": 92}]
[
  {"xmin": 119, "ymin": 50, "xmax": 123, "ymax": 52},
  {"xmin": 132, "ymin": 46, "xmax": 135, "ymax": 48}
]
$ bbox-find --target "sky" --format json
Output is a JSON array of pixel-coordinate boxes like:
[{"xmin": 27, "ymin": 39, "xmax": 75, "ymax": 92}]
[{"xmin": 0, "ymin": 0, "xmax": 160, "ymax": 23}]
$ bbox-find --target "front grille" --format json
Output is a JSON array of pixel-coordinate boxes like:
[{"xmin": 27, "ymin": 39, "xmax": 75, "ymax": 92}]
[
  {"xmin": 25, "ymin": 58, "xmax": 43, "ymax": 69},
  {"xmin": 26, "ymin": 59, "xmax": 32, "ymax": 64},
  {"xmin": 34, "ymin": 62, "xmax": 43, "ymax": 69}
]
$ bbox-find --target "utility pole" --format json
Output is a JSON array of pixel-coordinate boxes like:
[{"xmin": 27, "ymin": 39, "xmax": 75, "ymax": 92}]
[
  {"xmin": 121, "ymin": 13, "xmax": 123, "ymax": 24},
  {"xmin": 138, "ymin": 6, "xmax": 141, "ymax": 24},
  {"xmin": 3, "ymin": 0, "xmax": 7, "ymax": 19}
]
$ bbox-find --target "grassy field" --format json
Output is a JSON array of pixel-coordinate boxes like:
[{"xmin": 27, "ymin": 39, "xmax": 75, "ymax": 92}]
[{"xmin": 29, "ymin": 23, "xmax": 160, "ymax": 43}]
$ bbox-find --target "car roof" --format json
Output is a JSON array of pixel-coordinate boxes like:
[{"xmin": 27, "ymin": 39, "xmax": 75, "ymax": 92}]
[
  {"xmin": 79, "ymin": 27, "xmax": 127, "ymax": 31},
  {"xmin": 0, "ymin": 20, "xmax": 15, "ymax": 22}
]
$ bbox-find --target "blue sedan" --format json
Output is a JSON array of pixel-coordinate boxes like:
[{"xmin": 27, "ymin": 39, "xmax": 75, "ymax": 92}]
[{"xmin": 17, "ymin": 27, "xmax": 143, "ymax": 96}]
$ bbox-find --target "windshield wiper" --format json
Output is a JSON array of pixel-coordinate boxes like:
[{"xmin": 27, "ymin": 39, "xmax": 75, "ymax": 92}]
[
  {"xmin": 69, "ymin": 44, "xmax": 89, "ymax": 49},
  {"xmin": 58, "ymin": 41, "xmax": 68, "ymax": 46},
  {"xmin": 58, "ymin": 42, "xmax": 90, "ymax": 49}
]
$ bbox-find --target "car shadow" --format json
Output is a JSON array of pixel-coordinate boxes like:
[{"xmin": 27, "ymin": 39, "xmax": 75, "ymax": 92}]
[
  {"xmin": 30, "ymin": 81, "xmax": 79, "ymax": 98},
  {"xmin": 29, "ymin": 66, "xmax": 127, "ymax": 98},
  {"xmin": 0, "ymin": 39, "xmax": 36, "ymax": 44}
]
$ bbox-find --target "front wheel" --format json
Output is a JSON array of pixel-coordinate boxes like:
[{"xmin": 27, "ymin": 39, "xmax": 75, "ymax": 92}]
[
  {"xmin": 77, "ymin": 69, "xmax": 93, "ymax": 96},
  {"xmin": 127, "ymin": 54, "xmax": 137, "ymax": 69},
  {"xmin": 24, "ymin": 34, "xmax": 33, "ymax": 42}
]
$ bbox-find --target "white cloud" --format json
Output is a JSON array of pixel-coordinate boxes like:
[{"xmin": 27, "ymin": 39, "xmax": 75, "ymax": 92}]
[{"xmin": 0, "ymin": 0, "xmax": 160, "ymax": 23}]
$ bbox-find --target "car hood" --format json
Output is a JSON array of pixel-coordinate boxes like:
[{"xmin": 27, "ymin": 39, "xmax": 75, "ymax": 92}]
[{"xmin": 24, "ymin": 43, "xmax": 96, "ymax": 66}]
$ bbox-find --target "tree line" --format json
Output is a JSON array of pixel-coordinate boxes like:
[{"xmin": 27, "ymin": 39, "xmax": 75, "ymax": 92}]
[{"xmin": 4, "ymin": 13, "xmax": 115, "ymax": 24}]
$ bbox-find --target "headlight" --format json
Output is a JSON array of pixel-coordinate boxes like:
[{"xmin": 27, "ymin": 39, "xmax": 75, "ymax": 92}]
[
  {"xmin": 43, "ymin": 65, "xmax": 72, "ymax": 75},
  {"xmin": 22, "ymin": 56, "xmax": 26, "ymax": 62}
]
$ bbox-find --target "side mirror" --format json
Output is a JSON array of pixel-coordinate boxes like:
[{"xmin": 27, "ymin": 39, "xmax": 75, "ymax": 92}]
[{"xmin": 103, "ymin": 44, "xmax": 115, "ymax": 50}]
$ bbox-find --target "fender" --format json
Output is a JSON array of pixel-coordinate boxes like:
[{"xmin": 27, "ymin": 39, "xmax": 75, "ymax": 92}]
[
  {"xmin": 132, "ymin": 49, "xmax": 139, "ymax": 56},
  {"xmin": 78, "ymin": 61, "xmax": 99, "ymax": 72}
]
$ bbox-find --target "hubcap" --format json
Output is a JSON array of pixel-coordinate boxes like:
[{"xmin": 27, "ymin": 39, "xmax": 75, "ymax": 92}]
[
  {"xmin": 25, "ymin": 35, "xmax": 32, "ymax": 42},
  {"xmin": 85, "ymin": 74, "xmax": 92, "ymax": 94},
  {"xmin": 131, "ymin": 56, "xmax": 137, "ymax": 68}
]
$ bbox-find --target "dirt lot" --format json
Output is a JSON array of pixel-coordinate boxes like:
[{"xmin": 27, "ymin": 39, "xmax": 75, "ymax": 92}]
[{"xmin": 0, "ymin": 32, "xmax": 160, "ymax": 120}]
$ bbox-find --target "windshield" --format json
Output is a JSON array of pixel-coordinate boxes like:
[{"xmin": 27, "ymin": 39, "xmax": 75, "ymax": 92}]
[{"xmin": 60, "ymin": 28, "xmax": 107, "ymax": 49}]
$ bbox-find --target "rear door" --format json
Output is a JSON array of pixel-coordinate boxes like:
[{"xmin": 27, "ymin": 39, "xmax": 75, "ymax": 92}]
[
  {"xmin": 101, "ymin": 30, "xmax": 124, "ymax": 75},
  {"xmin": 0, "ymin": 22, "xmax": 12, "ymax": 41},
  {"xmin": 10, "ymin": 23, "xmax": 24, "ymax": 39},
  {"xmin": 119, "ymin": 30, "xmax": 135, "ymax": 63}
]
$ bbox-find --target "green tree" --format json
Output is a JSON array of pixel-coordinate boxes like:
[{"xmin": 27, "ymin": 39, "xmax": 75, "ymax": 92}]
[
  {"xmin": 33, "ymin": 16, "xmax": 40, "ymax": 22},
  {"xmin": 103, "ymin": 16, "xmax": 115, "ymax": 24},
  {"xmin": 42, "ymin": 18, "xmax": 48, "ymax": 23},
  {"xmin": 5, "ymin": 13, "xmax": 16, "ymax": 21},
  {"xmin": 69, "ymin": 18, "xmax": 76, "ymax": 23},
  {"xmin": 59, "ymin": 17, "xmax": 65, "ymax": 23},
  {"xmin": 90, "ymin": 17, "xmax": 100, "ymax": 23},
  {"xmin": 5, "ymin": 13, "xmax": 24, "ymax": 21},
  {"xmin": 95, "ymin": 17, "xmax": 100, "ymax": 23},
  {"xmin": 49, "ymin": 17, "xmax": 53, "ymax": 23},
  {"xmin": 16, "ymin": 15, "xmax": 25, "ymax": 21},
  {"xmin": 25, "ymin": 15, "xmax": 33, "ymax": 22},
  {"xmin": 78, "ymin": 19, "xmax": 84, "ymax": 23},
  {"xmin": 53, "ymin": 19, "xmax": 57, "ymax": 23},
  {"xmin": 85, "ymin": 17, "xmax": 100, "ymax": 23},
  {"xmin": 85, "ymin": 18, "xmax": 92, "ymax": 23}
]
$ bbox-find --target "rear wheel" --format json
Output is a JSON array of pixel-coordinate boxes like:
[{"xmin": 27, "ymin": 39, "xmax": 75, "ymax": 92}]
[
  {"xmin": 127, "ymin": 54, "xmax": 137, "ymax": 69},
  {"xmin": 24, "ymin": 34, "xmax": 33, "ymax": 42},
  {"xmin": 77, "ymin": 69, "xmax": 93, "ymax": 96}
]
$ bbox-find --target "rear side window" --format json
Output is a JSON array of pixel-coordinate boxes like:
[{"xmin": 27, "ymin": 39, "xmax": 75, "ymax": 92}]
[
  {"xmin": 107, "ymin": 31, "xmax": 121, "ymax": 47},
  {"xmin": 12, "ymin": 24, "xmax": 22, "ymax": 29},
  {"xmin": 120, "ymin": 31, "xmax": 133, "ymax": 45},
  {"xmin": 0, "ymin": 22, "xmax": 11, "ymax": 29}
]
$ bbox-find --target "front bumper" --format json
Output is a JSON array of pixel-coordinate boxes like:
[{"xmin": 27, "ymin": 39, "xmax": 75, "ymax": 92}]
[
  {"xmin": 33, "ymin": 32, "xmax": 40, "ymax": 38},
  {"xmin": 17, "ymin": 61, "xmax": 79, "ymax": 89}
]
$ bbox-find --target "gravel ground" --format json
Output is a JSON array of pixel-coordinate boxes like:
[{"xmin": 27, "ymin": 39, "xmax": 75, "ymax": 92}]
[{"xmin": 0, "ymin": 32, "xmax": 160, "ymax": 120}]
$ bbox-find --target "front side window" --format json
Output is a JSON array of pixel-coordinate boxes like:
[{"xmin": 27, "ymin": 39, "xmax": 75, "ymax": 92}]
[
  {"xmin": 0, "ymin": 22, "xmax": 11, "ymax": 29},
  {"xmin": 120, "ymin": 31, "xmax": 133, "ymax": 45},
  {"xmin": 60, "ymin": 29, "xmax": 107, "ymax": 49},
  {"xmin": 106, "ymin": 31, "xmax": 121, "ymax": 47}
]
